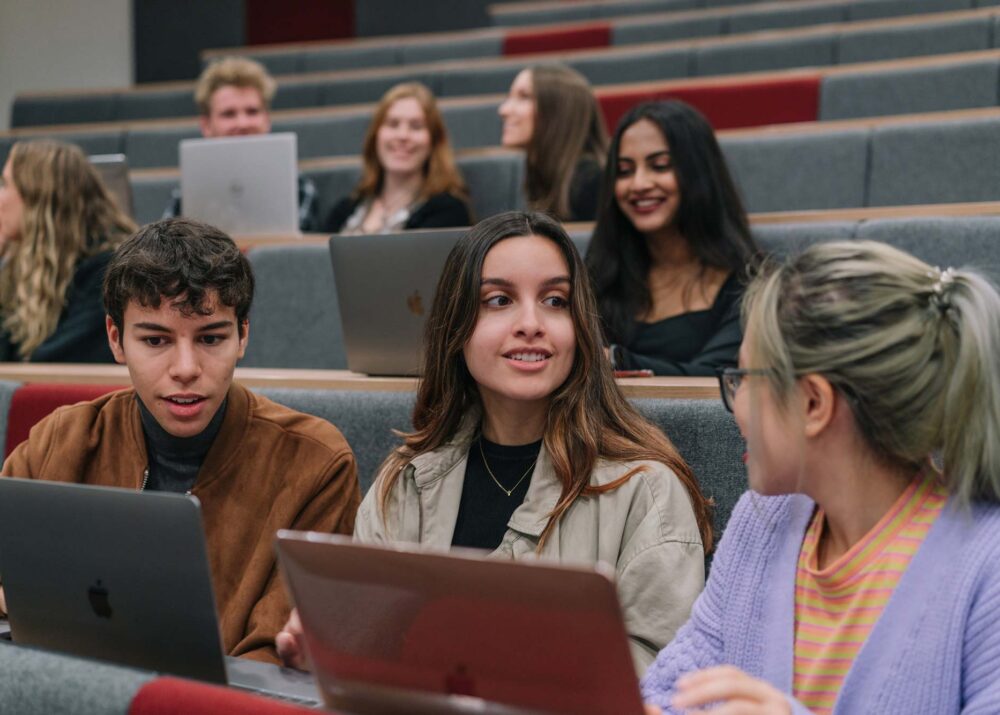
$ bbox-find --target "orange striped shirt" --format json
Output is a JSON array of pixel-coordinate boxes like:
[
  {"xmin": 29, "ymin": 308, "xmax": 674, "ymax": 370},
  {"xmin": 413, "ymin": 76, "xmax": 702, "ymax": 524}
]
[{"xmin": 792, "ymin": 476, "xmax": 948, "ymax": 714}]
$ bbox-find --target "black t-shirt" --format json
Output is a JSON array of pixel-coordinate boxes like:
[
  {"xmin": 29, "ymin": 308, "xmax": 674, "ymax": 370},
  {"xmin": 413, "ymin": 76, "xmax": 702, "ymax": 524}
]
[{"xmin": 451, "ymin": 436, "xmax": 541, "ymax": 551}]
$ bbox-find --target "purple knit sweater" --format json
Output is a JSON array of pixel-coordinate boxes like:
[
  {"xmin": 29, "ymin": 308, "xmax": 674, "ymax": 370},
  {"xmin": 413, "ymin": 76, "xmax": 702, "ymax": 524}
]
[{"xmin": 641, "ymin": 491, "xmax": 1000, "ymax": 714}]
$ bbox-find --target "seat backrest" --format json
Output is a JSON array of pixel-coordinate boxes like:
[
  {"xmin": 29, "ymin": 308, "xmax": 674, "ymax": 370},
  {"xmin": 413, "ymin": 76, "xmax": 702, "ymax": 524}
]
[
  {"xmin": 868, "ymin": 116, "xmax": 1000, "ymax": 206},
  {"xmin": 4, "ymin": 383, "xmax": 124, "ymax": 458},
  {"xmin": 242, "ymin": 244, "xmax": 348, "ymax": 370},
  {"xmin": 0, "ymin": 641, "xmax": 154, "ymax": 715},
  {"xmin": 819, "ymin": 59, "xmax": 1000, "ymax": 120},
  {"xmin": 720, "ymin": 129, "xmax": 869, "ymax": 212},
  {"xmin": 633, "ymin": 398, "xmax": 747, "ymax": 546},
  {"xmin": 257, "ymin": 388, "xmax": 415, "ymax": 494}
]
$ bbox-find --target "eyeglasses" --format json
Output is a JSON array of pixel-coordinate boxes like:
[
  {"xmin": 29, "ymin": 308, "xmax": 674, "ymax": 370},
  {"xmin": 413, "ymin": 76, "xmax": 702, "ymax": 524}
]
[{"xmin": 716, "ymin": 367, "xmax": 770, "ymax": 413}]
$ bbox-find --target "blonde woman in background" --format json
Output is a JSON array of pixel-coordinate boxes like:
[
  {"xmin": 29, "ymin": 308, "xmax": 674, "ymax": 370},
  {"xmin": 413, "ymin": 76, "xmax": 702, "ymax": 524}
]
[
  {"xmin": 499, "ymin": 63, "xmax": 608, "ymax": 221},
  {"xmin": 324, "ymin": 82, "xmax": 473, "ymax": 233},
  {"xmin": 644, "ymin": 240, "xmax": 1000, "ymax": 714},
  {"xmin": 0, "ymin": 140, "xmax": 135, "ymax": 362}
]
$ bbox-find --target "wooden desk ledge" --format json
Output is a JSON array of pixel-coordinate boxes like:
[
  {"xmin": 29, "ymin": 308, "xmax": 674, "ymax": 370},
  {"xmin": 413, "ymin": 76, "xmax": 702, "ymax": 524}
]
[{"xmin": 0, "ymin": 364, "xmax": 719, "ymax": 399}]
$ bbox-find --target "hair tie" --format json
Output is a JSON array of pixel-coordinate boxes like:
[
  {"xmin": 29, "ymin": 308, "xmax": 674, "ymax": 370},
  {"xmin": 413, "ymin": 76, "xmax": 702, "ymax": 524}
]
[{"xmin": 928, "ymin": 266, "xmax": 956, "ymax": 312}]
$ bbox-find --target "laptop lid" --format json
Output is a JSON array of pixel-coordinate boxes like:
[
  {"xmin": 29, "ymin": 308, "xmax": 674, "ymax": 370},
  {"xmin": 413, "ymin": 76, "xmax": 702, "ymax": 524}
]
[
  {"xmin": 180, "ymin": 133, "xmax": 298, "ymax": 236},
  {"xmin": 329, "ymin": 228, "xmax": 466, "ymax": 376},
  {"xmin": 0, "ymin": 479, "xmax": 228, "ymax": 683},
  {"xmin": 89, "ymin": 153, "xmax": 135, "ymax": 219},
  {"xmin": 276, "ymin": 532, "xmax": 645, "ymax": 715}
]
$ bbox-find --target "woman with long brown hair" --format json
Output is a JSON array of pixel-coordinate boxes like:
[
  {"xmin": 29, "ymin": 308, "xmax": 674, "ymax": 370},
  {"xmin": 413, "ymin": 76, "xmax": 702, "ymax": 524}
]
[
  {"xmin": 323, "ymin": 82, "xmax": 473, "ymax": 233},
  {"xmin": 279, "ymin": 211, "xmax": 712, "ymax": 675},
  {"xmin": 499, "ymin": 64, "xmax": 608, "ymax": 221},
  {"xmin": 0, "ymin": 140, "xmax": 135, "ymax": 361}
]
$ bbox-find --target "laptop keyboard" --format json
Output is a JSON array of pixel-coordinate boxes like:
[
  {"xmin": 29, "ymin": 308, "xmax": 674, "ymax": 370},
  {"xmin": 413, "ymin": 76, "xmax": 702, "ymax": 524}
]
[{"xmin": 230, "ymin": 681, "xmax": 322, "ymax": 708}]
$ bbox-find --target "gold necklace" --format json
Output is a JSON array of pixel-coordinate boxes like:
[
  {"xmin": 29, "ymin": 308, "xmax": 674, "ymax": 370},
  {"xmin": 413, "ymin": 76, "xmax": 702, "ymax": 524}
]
[{"xmin": 478, "ymin": 438, "xmax": 536, "ymax": 497}]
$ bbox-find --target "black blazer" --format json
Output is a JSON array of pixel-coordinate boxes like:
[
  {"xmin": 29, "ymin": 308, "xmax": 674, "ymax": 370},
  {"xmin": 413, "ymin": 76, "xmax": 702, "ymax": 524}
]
[{"xmin": 323, "ymin": 192, "xmax": 473, "ymax": 233}]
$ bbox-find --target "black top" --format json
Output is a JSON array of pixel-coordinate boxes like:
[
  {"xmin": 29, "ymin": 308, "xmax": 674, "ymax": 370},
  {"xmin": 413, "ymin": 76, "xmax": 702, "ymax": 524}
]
[
  {"xmin": 614, "ymin": 272, "xmax": 744, "ymax": 376},
  {"xmin": 138, "ymin": 396, "xmax": 227, "ymax": 493},
  {"xmin": 568, "ymin": 157, "xmax": 603, "ymax": 222},
  {"xmin": 0, "ymin": 251, "xmax": 116, "ymax": 363},
  {"xmin": 451, "ymin": 436, "xmax": 541, "ymax": 551},
  {"xmin": 323, "ymin": 191, "xmax": 473, "ymax": 234}
]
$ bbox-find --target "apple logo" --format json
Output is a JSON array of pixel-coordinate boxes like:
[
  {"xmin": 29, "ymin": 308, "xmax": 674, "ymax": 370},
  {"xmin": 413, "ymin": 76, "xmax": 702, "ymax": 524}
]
[
  {"xmin": 406, "ymin": 290, "xmax": 424, "ymax": 317},
  {"xmin": 87, "ymin": 579, "xmax": 113, "ymax": 619}
]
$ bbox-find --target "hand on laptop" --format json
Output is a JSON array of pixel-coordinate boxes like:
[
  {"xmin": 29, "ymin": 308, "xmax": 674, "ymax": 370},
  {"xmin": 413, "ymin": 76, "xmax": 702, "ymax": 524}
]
[{"xmin": 276, "ymin": 608, "xmax": 309, "ymax": 671}]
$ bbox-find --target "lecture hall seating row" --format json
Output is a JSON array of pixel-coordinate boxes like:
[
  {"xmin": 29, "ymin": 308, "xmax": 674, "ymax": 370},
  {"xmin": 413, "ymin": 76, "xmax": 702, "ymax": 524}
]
[
  {"xmin": 116, "ymin": 108, "xmax": 1000, "ymax": 225},
  {"xmin": 12, "ymin": 46, "xmax": 1000, "ymax": 173},
  {"xmin": 0, "ymin": 365, "xmax": 743, "ymax": 712},
  {"xmin": 11, "ymin": 6, "xmax": 1000, "ymax": 126},
  {"xmin": 235, "ymin": 211, "xmax": 1000, "ymax": 376},
  {"xmin": 0, "ymin": 642, "xmax": 316, "ymax": 715},
  {"xmin": 209, "ymin": 0, "xmax": 980, "ymax": 75}
]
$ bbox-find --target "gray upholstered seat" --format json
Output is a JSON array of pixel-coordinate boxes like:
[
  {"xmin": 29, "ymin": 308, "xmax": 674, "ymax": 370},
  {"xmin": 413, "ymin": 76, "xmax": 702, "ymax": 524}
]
[
  {"xmin": 0, "ymin": 641, "xmax": 154, "ymax": 715},
  {"xmin": 694, "ymin": 33, "xmax": 836, "ymax": 76},
  {"xmin": 867, "ymin": 116, "xmax": 1000, "ymax": 206},
  {"xmin": 836, "ymin": 15, "xmax": 991, "ymax": 64},
  {"xmin": 242, "ymin": 243, "xmax": 348, "ymax": 372},
  {"xmin": 130, "ymin": 175, "xmax": 178, "ymax": 226},
  {"xmin": 124, "ymin": 126, "xmax": 201, "ymax": 169},
  {"xmin": 819, "ymin": 59, "xmax": 1000, "ymax": 120},
  {"xmin": 720, "ymin": 129, "xmax": 869, "ymax": 212}
]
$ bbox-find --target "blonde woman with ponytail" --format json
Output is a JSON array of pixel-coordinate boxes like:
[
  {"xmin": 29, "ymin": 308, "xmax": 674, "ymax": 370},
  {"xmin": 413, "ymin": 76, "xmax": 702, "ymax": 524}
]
[
  {"xmin": 643, "ymin": 240, "xmax": 1000, "ymax": 714},
  {"xmin": 0, "ymin": 141, "xmax": 135, "ymax": 361}
]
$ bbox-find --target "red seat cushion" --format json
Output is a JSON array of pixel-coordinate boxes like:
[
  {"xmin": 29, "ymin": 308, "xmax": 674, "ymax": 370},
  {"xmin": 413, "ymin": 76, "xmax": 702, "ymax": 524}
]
[
  {"xmin": 598, "ymin": 74, "xmax": 821, "ymax": 132},
  {"xmin": 503, "ymin": 22, "xmax": 611, "ymax": 56},
  {"xmin": 5, "ymin": 383, "xmax": 125, "ymax": 457},
  {"xmin": 127, "ymin": 677, "xmax": 321, "ymax": 715}
]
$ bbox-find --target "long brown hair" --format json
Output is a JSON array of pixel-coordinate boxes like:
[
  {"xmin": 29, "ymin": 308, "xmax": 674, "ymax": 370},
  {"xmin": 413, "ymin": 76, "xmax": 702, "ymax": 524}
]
[
  {"xmin": 378, "ymin": 211, "xmax": 713, "ymax": 550},
  {"xmin": 354, "ymin": 82, "xmax": 470, "ymax": 206},
  {"xmin": 525, "ymin": 65, "xmax": 608, "ymax": 220},
  {"xmin": 1, "ymin": 140, "xmax": 135, "ymax": 358}
]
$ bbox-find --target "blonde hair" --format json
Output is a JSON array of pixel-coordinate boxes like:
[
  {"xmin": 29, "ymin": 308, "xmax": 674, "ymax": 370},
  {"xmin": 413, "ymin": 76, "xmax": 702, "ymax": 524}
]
[
  {"xmin": 525, "ymin": 64, "xmax": 608, "ymax": 220},
  {"xmin": 1, "ymin": 141, "xmax": 136, "ymax": 358},
  {"xmin": 354, "ymin": 82, "xmax": 469, "ymax": 206},
  {"xmin": 195, "ymin": 57, "xmax": 276, "ymax": 116},
  {"xmin": 744, "ymin": 240, "xmax": 1000, "ymax": 505}
]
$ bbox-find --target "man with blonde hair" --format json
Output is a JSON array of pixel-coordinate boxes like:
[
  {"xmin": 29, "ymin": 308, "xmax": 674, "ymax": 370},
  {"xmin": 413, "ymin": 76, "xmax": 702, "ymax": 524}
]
[{"xmin": 162, "ymin": 57, "xmax": 318, "ymax": 231}]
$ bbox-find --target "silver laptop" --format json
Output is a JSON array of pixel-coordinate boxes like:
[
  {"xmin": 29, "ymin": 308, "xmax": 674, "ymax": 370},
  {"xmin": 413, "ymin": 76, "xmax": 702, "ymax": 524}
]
[
  {"xmin": 276, "ymin": 532, "xmax": 645, "ymax": 715},
  {"xmin": 329, "ymin": 228, "xmax": 466, "ymax": 376},
  {"xmin": 89, "ymin": 153, "xmax": 135, "ymax": 218},
  {"xmin": 180, "ymin": 133, "xmax": 299, "ymax": 235},
  {"xmin": 0, "ymin": 478, "xmax": 319, "ymax": 706}
]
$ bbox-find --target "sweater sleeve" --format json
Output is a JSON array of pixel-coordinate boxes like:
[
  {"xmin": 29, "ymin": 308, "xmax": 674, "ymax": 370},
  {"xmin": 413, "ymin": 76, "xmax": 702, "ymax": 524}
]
[
  {"xmin": 234, "ymin": 446, "xmax": 361, "ymax": 662},
  {"xmin": 641, "ymin": 493, "xmax": 753, "ymax": 710}
]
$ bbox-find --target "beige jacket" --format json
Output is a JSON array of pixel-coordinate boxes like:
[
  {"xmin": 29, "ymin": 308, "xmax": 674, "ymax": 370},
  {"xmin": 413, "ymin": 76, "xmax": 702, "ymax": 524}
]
[{"xmin": 355, "ymin": 419, "xmax": 705, "ymax": 675}]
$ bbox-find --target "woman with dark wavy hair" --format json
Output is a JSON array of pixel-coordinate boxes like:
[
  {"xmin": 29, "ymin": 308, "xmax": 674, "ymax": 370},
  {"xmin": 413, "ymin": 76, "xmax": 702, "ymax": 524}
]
[
  {"xmin": 279, "ymin": 211, "xmax": 712, "ymax": 675},
  {"xmin": 586, "ymin": 100, "xmax": 760, "ymax": 376}
]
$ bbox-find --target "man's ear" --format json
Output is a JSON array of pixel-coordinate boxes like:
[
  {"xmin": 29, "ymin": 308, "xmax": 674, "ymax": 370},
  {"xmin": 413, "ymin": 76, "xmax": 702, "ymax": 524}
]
[
  {"xmin": 197, "ymin": 115, "xmax": 212, "ymax": 138},
  {"xmin": 105, "ymin": 315, "xmax": 126, "ymax": 365},
  {"xmin": 237, "ymin": 319, "xmax": 249, "ymax": 359},
  {"xmin": 799, "ymin": 373, "xmax": 836, "ymax": 439}
]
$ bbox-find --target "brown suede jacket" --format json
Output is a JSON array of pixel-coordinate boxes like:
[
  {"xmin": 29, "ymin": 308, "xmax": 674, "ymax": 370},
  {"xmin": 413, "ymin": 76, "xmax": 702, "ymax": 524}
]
[{"xmin": 1, "ymin": 382, "xmax": 361, "ymax": 663}]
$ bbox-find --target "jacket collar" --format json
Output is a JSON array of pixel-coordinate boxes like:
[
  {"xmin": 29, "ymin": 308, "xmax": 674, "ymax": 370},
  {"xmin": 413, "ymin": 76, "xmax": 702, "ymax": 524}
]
[{"xmin": 407, "ymin": 410, "xmax": 564, "ymax": 546}]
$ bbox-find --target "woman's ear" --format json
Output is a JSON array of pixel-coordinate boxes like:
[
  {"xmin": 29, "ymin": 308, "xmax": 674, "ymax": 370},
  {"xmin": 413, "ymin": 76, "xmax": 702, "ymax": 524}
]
[{"xmin": 799, "ymin": 373, "xmax": 836, "ymax": 439}]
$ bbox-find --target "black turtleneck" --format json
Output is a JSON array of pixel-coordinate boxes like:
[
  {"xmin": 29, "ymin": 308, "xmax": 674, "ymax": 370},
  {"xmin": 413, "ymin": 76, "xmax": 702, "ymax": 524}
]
[{"xmin": 137, "ymin": 396, "xmax": 227, "ymax": 493}]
